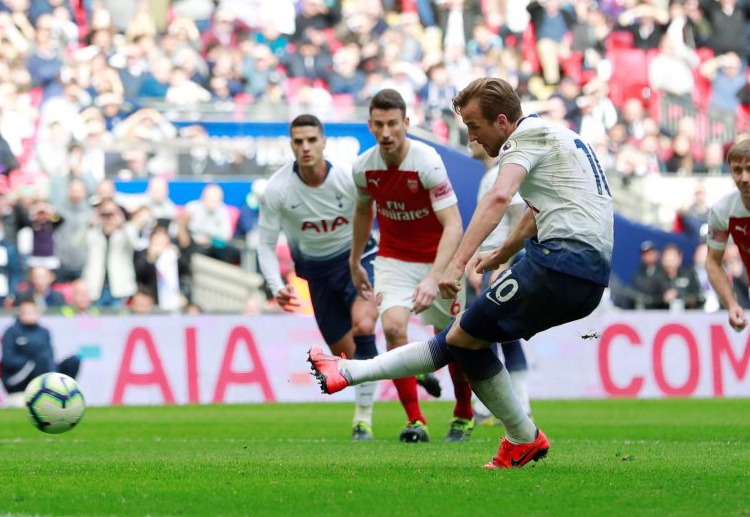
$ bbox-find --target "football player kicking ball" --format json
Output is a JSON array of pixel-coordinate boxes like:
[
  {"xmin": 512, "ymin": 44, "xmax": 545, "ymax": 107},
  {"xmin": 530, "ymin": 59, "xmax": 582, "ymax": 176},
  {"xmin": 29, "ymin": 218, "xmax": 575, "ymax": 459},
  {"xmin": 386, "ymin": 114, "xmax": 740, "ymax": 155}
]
[
  {"xmin": 258, "ymin": 114, "xmax": 380, "ymax": 441},
  {"xmin": 309, "ymin": 77, "xmax": 614, "ymax": 467},
  {"xmin": 705, "ymin": 138, "xmax": 750, "ymax": 333}
]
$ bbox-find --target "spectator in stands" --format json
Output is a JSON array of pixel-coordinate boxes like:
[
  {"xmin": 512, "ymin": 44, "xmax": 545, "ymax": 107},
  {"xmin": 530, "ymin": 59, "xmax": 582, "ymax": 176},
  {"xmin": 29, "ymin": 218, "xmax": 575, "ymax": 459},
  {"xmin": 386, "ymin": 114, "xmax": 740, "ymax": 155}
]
[
  {"xmin": 60, "ymin": 278, "xmax": 100, "ymax": 316},
  {"xmin": 703, "ymin": 141, "xmax": 729, "ymax": 175},
  {"xmin": 141, "ymin": 176, "xmax": 177, "ymax": 228},
  {"xmin": 26, "ymin": 199, "xmax": 63, "ymax": 270},
  {"xmin": 96, "ymin": 92, "xmax": 133, "ymax": 132},
  {"xmin": 616, "ymin": 2, "xmax": 669, "ymax": 50},
  {"xmin": 78, "ymin": 198, "xmax": 144, "ymax": 308},
  {"xmin": 699, "ymin": 0, "xmax": 749, "ymax": 61},
  {"xmin": 26, "ymin": 13, "xmax": 64, "ymax": 102},
  {"xmin": 327, "ymin": 44, "xmax": 366, "ymax": 96},
  {"xmin": 185, "ymin": 183, "xmax": 240, "ymax": 265},
  {"xmin": 620, "ymin": 98, "xmax": 647, "ymax": 142},
  {"xmin": 654, "ymin": 243, "xmax": 705, "ymax": 311},
  {"xmin": 699, "ymin": 51, "xmax": 747, "ymax": 114},
  {"xmin": 128, "ymin": 286, "xmax": 156, "ymax": 314},
  {"xmin": 241, "ymin": 42, "xmax": 281, "ymax": 100},
  {"xmin": 1, "ymin": 296, "xmax": 80, "ymax": 407},
  {"xmin": 527, "ymin": 0, "xmax": 576, "ymax": 85},
  {"xmin": 15, "ymin": 265, "xmax": 66, "ymax": 311},
  {"xmin": 199, "ymin": 8, "xmax": 247, "ymax": 58},
  {"xmin": 293, "ymin": 0, "xmax": 342, "ymax": 43},
  {"xmin": 665, "ymin": 133, "xmax": 704, "ymax": 174},
  {"xmin": 282, "ymin": 35, "xmax": 332, "ymax": 83},
  {"xmin": 165, "ymin": 65, "xmax": 211, "ymax": 104},
  {"xmin": 670, "ymin": 0, "xmax": 711, "ymax": 50},
  {"xmin": 629, "ymin": 240, "xmax": 669, "ymax": 309},
  {"xmin": 648, "ymin": 33, "xmax": 699, "ymax": 104},
  {"xmin": 436, "ymin": 0, "xmax": 484, "ymax": 48},
  {"xmin": 677, "ymin": 181, "xmax": 710, "ymax": 237},
  {"xmin": 134, "ymin": 224, "xmax": 187, "ymax": 312},
  {"xmin": 139, "ymin": 54, "xmax": 172, "ymax": 99},
  {"xmin": 467, "ymin": 20, "xmax": 504, "ymax": 60}
]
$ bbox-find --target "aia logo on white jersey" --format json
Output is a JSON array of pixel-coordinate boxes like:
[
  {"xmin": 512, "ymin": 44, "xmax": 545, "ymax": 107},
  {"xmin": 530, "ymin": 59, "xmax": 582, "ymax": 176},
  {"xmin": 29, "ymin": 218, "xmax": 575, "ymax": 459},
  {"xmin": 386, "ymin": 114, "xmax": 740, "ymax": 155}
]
[{"xmin": 300, "ymin": 217, "xmax": 349, "ymax": 233}]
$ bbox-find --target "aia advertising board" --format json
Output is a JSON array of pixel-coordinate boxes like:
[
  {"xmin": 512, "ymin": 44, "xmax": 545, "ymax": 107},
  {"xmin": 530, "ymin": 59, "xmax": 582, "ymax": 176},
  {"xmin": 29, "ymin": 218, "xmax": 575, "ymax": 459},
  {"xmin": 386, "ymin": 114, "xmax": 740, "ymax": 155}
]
[{"xmin": 0, "ymin": 311, "xmax": 747, "ymax": 406}]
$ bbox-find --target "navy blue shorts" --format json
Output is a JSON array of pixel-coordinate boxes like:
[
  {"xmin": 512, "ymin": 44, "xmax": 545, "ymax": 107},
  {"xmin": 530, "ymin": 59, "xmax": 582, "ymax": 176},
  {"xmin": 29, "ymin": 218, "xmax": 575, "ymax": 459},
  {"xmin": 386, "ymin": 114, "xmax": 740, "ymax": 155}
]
[
  {"xmin": 306, "ymin": 250, "xmax": 376, "ymax": 345},
  {"xmin": 460, "ymin": 255, "xmax": 604, "ymax": 344}
]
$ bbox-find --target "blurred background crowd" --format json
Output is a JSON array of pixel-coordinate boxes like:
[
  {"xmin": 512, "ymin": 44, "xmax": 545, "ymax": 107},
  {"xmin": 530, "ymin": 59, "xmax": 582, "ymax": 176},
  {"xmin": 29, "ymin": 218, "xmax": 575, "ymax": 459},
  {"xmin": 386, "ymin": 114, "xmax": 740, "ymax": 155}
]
[{"xmin": 0, "ymin": 0, "xmax": 749, "ymax": 315}]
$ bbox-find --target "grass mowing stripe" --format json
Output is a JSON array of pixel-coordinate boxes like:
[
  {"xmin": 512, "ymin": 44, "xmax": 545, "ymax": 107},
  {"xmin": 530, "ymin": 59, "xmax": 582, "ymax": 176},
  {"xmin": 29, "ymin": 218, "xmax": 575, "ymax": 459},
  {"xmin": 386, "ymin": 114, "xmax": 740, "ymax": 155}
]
[{"xmin": 0, "ymin": 399, "xmax": 747, "ymax": 517}]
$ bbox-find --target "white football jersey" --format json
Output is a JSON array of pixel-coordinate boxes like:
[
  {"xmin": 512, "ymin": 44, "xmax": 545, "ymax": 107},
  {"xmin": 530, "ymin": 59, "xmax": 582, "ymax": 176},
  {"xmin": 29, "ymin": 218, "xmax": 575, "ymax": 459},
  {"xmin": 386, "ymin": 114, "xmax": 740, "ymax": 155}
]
[
  {"xmin": 499, "ymin": 115, "xmax": 614, "ymax": 284},
  {"xmin": 258, "ymin": 160, "xmax": 358, "ymax": 293},
  {"xmin": 477, "ymin": 163, "xmax": 525, "ymax": 251}
]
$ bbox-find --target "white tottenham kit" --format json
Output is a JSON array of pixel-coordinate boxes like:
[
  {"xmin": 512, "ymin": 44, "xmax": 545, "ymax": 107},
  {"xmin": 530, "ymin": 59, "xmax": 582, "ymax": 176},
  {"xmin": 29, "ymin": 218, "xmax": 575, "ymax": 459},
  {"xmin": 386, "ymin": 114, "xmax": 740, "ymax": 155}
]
[{"xmin": 258, "ymin": 160, "xmax": 361, "ymax": 294}]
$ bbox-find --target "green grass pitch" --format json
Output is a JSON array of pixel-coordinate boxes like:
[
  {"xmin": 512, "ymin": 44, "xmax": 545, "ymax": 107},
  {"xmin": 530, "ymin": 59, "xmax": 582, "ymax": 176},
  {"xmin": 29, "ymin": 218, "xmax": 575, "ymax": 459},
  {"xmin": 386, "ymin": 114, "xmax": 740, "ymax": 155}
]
[{"xmin": 0, "ymin": 399, "xmax": 748, "ymax": 517}]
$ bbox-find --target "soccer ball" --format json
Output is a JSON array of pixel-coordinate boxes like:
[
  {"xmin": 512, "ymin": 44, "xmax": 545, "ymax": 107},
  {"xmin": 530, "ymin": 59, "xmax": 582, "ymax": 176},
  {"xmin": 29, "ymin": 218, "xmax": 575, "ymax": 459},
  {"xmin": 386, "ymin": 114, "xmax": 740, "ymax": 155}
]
[{"xmin": 24, "ymin": 373, "xmax": 85, "ymax": 434}]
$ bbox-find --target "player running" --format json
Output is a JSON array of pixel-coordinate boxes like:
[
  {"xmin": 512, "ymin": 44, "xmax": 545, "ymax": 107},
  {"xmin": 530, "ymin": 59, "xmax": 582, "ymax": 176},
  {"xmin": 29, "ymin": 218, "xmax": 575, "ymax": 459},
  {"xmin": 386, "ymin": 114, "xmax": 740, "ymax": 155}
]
[
  {"xmin": 258, "ymin": 114, "xmax": 379, "ymax": 441},
  {"xmin": 349, "ymin": 89, "xmax": 474, "ymax": 443}
]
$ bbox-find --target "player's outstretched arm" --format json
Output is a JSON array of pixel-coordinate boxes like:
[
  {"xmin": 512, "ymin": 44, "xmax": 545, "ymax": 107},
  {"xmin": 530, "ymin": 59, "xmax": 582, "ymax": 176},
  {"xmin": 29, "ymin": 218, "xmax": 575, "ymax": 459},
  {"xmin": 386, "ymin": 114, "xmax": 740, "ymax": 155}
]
[{"xmin": 705, "ymin": 245, "xmax": 747, "ymax": 331}]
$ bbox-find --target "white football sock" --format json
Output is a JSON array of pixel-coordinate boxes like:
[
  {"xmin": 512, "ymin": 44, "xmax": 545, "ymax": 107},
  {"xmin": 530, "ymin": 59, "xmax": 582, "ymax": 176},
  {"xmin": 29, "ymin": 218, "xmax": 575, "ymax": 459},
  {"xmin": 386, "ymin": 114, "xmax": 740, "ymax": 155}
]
[
  {"xmin": 353, "ymin": 381, "xmax": 376, "ymax": 426},
  {"xmin": 509, "ymin": 369, "xmax": 532, "ymax": 416},
  {"xmin": 471, "ymin": 368, "xmax": 537, "ymax": 443},
  {"xmin": 340, "ymin": 341, "xmax": 437, "ymax": 384}
]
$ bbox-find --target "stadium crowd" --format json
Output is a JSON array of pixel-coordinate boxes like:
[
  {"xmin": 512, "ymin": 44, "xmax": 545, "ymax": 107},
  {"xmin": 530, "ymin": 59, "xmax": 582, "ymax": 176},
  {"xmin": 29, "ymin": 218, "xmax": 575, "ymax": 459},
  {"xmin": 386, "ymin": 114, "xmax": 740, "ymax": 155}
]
[{"xmin": 0, "ymin": 0, "xmax": 749, "ymax": 313}]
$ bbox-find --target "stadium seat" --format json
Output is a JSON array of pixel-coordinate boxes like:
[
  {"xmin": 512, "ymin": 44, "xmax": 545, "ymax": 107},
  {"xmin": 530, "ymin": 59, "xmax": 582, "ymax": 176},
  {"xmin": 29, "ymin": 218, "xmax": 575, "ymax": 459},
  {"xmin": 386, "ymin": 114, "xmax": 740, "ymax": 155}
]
[
  {"xmin": 606, "ymin": 30, "xmax": 635, "ymax": 51},
  {"xmin": 521, "ymin": 24, "xmax": 541, "ymax": 73},
  {"xmin": 607, "ymin": 48, "xmax": 650, "ymax": 110}
]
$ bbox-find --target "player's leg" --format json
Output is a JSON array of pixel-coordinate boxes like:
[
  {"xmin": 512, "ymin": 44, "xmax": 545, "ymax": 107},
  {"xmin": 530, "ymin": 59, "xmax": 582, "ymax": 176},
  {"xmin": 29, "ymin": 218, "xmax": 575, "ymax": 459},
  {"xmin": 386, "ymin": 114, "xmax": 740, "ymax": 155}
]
[
  {"xmin": 381, "ymin": 306, "xmax": 430, "ymax": 441},
  {"xmin": 500, "ymin": 340, "xmax": 531, "ymax": 416},
  {"xmin": 349, "ymin": 294, "xmax": 379, "ymax": 441},
  {"xmin": 421, "ymin": 289, "xmax": 474, "ymax": 442}
]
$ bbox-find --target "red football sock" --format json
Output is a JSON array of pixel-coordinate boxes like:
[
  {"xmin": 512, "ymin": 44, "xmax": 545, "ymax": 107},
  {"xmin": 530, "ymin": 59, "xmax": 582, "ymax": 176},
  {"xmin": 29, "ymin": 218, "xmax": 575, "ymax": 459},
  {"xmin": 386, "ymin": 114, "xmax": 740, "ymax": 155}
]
[
  {"xmin": 449, "ymin": 362, "xmax": 474, "ymax": 420},
  {"xmin": 393, "ymin": 377, "xmax": 426, "ymax": 424}
]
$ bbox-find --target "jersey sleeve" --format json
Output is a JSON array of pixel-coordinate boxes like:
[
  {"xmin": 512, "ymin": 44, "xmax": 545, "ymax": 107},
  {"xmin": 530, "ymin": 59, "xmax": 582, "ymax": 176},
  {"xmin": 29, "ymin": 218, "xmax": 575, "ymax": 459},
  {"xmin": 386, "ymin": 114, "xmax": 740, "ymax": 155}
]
[
  {"xmin": 257, "ymin": 183, "xmax": 285, "ymax": 294},
  {"xmin": 497, "ymin": 131, "xmax": 541, "ymax": 174},
  {"xmin": 419, "ymin": 149, "xmax": 457, "ymax": 212},
  {"xmin": 352, "ymin": 166, "xmax": 372, "ymax": 203},
  {"xmin": 707, "ymin": 204, "xmax": 730, "ymax": 250}
]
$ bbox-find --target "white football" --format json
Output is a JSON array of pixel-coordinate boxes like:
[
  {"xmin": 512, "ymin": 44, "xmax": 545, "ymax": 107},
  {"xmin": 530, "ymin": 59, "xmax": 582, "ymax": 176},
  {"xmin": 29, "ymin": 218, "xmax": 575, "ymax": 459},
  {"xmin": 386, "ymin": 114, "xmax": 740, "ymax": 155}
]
[{"xmin": 24, "ymin": 372, "xmax": 85, "ymax": 434}]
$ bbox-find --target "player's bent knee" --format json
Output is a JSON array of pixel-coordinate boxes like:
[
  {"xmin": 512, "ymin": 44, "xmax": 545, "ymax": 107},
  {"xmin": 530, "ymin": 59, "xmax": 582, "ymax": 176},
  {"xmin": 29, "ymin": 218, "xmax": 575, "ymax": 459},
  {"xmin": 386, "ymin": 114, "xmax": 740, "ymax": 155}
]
[{"xmin": 446, "ymin": 320, "xmax": 488, "ymax": 350}]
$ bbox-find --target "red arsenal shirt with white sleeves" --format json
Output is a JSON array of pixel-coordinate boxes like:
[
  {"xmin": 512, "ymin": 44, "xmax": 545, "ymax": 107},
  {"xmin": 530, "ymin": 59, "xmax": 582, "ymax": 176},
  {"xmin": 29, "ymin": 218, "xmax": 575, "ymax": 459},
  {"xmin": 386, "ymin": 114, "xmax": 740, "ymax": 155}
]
[
  {"xmin": 708, "ymin": 189, "xmax": 750, "ymax": 282},
  {"xmin": 353, "ymin": 139, "xmax": 458, "ymax": 263}
]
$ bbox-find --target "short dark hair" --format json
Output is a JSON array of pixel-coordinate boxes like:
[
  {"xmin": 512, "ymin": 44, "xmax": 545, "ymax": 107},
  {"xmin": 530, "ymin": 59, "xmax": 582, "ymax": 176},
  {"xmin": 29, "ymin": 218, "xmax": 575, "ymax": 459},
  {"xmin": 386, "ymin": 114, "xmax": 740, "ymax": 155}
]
[
  {"xmin": 289, "ymin": 114, "xmax": 323, "ymax": 136},
  {"xmin": 452, "ymin": 77, "xmax": 522, "ymax": 124},
  {"xmin": 369, "ymin": 89, "xmax": 407, "ymax": 117}
]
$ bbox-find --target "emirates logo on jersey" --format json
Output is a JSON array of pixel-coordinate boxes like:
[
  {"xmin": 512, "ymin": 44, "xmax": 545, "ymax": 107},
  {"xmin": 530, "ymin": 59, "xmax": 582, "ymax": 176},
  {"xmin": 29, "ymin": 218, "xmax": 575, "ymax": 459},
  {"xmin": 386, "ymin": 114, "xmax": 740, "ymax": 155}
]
[{"xmin": 407, "ymin": 178, "xmax": 419, "ymax": 193}]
